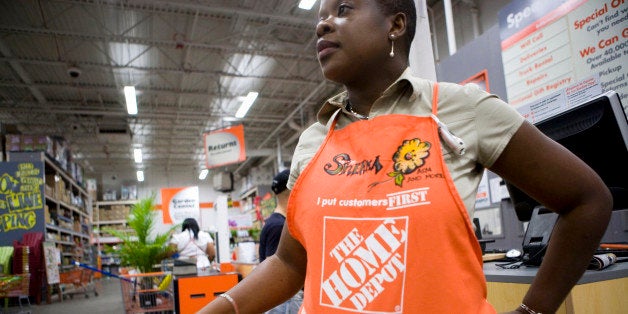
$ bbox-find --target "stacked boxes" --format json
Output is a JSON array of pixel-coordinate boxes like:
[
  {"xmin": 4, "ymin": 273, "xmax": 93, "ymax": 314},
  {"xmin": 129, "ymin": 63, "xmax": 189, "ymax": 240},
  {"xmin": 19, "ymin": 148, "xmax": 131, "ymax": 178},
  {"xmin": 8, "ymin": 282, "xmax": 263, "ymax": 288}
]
[
  {"xmin": 4, "ymin": 134, "xmax": 85, "ymax": 187},
  {"xmin": 4, "ymin": 134, "xmax": 54, "ymax": 154},
  {"xmin": 45, "ymin": 174, "xmax": 67, "ymax": 201},
  {"xmin": 97, "ymin": 205, "xmax": 131, "ymax": 222},
  {"xmin": 44, "ymin": 205, "xmax": 51, "ymax": 224},
  {"xmin": 5, "ymin": 134, "xmax": 22, "ymax": 152}
]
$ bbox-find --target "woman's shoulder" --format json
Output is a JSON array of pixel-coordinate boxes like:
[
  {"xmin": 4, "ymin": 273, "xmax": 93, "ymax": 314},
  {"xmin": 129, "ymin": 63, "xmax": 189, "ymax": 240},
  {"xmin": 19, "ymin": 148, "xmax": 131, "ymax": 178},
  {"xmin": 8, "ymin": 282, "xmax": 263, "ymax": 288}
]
[
  {"xmin": 437, "ymin": 81, "xmax": 494, "ymax": 102},
  {"xmin": 199, "ymin": 231, "xmax": 213, "ymax": 242},
  {"xmin": 295, "ymin": 122, "xmax": 327, "ymax": 158},
  {"xmin": 170, "ymin": 231, "xmax": 185, "ymax": 243}
]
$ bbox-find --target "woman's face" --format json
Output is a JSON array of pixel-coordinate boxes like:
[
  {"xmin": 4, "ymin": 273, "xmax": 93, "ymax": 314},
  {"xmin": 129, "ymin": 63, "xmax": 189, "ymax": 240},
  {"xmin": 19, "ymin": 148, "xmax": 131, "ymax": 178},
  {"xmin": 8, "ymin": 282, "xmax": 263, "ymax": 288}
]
[{"xmin": 316, "ymin": 0, "xmax": 392, "ymax": 84}]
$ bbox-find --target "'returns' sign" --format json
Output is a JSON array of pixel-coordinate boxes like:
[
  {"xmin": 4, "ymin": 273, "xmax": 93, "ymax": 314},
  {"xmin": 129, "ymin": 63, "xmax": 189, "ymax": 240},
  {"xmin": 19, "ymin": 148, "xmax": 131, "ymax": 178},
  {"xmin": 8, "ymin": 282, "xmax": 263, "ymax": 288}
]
[{"xmin": 203, "ymin": 125, "xmax": 246, "ymax": 169}]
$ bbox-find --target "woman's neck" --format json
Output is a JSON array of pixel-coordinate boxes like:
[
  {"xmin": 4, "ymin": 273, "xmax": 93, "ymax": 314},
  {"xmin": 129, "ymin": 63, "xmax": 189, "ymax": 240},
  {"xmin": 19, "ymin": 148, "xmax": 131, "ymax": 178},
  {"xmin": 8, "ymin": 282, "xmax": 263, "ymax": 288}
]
[{"xmin": 345, "ymin": 65, "xmax": 405, "ymax": 116}]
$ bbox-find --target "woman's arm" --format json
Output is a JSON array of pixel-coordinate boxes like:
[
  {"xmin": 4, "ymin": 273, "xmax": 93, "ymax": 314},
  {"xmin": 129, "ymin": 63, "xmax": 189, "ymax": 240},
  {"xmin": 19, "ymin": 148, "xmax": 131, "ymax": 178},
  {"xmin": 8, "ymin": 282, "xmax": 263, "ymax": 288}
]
[
  {"xmin": 206, "ymin": 242, "xmax": 216, "ymax": 262},
  {"xmin": 489, "ymin": 121, "xmax": 612, "ymax": 314},
  {"xmin": 197, "ymin": 223, "xmax": 307, "ymax": 313}
]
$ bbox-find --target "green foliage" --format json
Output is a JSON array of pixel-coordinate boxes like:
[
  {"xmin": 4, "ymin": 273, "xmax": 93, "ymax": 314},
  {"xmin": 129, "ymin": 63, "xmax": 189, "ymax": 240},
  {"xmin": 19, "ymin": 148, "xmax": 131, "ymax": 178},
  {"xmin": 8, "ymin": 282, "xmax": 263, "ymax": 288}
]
[
  {"xmin": 104, "ymin": 194, "xmax": 178, "ymax": 273},
  {"xmin": 248, "ymin": 227, "xmax": 261, "ymax": 242}
]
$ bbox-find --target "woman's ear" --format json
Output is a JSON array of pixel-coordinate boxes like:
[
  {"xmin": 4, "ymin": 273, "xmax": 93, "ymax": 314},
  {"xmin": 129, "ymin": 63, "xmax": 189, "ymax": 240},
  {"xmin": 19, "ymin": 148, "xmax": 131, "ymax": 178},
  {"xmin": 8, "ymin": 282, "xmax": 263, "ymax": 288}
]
[{"xmin": 389, "ymin": 12, "xmax": 407, "ymax": 40}]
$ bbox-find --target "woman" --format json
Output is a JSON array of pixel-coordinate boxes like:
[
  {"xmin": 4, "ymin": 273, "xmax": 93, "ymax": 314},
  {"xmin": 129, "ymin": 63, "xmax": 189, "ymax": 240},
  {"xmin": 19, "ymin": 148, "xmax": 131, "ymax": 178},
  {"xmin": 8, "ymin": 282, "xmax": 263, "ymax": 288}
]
[
  {"xmin": 200, "ymin": 0, "xmax": 612, "ymax": 313},
  {"xmin": 169, "ymin": 218, "xmax": 216, "ymax": 271}
]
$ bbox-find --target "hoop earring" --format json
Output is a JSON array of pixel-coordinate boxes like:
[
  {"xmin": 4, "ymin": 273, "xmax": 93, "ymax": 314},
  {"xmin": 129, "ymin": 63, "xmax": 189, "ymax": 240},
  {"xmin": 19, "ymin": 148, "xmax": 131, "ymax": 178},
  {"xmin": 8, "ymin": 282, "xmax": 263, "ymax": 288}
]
[{"xmin": 389, "ymin": 34, "xmax": 395, "ymax": 58}]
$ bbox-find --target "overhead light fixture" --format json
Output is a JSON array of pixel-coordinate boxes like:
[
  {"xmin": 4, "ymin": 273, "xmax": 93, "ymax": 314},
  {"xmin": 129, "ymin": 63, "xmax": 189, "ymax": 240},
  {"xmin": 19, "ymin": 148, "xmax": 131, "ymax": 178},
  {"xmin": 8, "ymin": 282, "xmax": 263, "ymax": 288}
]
[
  {"xmin": 133, "ymin": 148, "xmax": 143, "ymax": 163},
  {"xmin": 199, "ymin": 169, "xmax": 209, "ymax": 180},
  {"xmin": 298, "ymin": 0, "xmax": 316, "ymax": 10},
  {"xmin": 136, "ymin": 170, "xmax": 144, "ymax": 182},
  {"xmin": 124, "ymin": 86, "xmax": 138, "ymax": 115},
  {"xmin": 235, "ymin": 91, "xmax": 259, "ymax": 118}
]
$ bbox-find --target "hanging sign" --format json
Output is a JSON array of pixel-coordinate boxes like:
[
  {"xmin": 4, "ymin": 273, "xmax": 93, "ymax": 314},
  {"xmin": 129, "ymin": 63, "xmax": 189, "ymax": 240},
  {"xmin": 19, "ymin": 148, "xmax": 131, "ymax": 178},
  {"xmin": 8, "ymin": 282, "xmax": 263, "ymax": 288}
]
[
  {"xmin": 203, "ymin": 125, "xmax": 246, "ymax": 169},
  {"xmin": 160, "ymin": 186, "xmax": 200, "ymax": 224}
]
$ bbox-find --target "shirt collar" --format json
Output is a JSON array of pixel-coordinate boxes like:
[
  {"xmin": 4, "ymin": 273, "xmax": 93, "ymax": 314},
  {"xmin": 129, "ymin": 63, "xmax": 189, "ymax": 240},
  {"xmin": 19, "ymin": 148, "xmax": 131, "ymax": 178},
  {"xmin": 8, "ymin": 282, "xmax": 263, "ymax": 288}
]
[{"xmin": 316, "ymin": 67, "xmax": 421, "ymax": 124}]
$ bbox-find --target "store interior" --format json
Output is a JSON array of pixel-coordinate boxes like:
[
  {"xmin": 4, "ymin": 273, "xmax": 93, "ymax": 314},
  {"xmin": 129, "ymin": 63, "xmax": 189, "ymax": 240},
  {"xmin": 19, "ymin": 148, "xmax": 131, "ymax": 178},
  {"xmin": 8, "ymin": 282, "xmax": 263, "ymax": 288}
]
[{"xmin": 0, "ymin": 0, "xmax": 627, "ymax": 313}]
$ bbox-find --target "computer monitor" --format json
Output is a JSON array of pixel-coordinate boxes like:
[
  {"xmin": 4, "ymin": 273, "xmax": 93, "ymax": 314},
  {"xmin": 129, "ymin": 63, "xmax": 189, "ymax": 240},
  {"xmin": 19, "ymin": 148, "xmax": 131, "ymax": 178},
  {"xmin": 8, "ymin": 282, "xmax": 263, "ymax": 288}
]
[{"xmin": 505, "ymin": 90, "xmax": 628, "ymax": 221}]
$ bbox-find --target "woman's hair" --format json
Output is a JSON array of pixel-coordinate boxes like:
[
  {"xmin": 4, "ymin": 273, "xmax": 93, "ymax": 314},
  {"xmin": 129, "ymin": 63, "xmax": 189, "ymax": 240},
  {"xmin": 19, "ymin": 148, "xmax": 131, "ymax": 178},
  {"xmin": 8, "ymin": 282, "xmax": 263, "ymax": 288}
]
[
  {"xmin": 182, "ymin": 218, "xmax": 200, "ymax": 239},
  {"xmin": 375, "ymin": 0, "xmax": 417, "ymax": 48}
]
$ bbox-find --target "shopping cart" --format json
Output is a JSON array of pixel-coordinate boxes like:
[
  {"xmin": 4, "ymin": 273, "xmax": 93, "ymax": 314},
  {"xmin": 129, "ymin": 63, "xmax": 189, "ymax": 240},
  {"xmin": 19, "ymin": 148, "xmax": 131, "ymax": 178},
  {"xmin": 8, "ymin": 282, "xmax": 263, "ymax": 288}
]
[
  {"xmin": 0, "ymin": 273, "xmax": 31, "ymax": 314},
  {"xmin": 59, "ymin": 268, "xmax": 100, "ymax": 300},
  {"xmin": 59, "ymin": 268, "xmax": 81, "ymax": 299},
  {"xmin": 119, "ymin": 272, "xmax": 173, "ymax": 314}
]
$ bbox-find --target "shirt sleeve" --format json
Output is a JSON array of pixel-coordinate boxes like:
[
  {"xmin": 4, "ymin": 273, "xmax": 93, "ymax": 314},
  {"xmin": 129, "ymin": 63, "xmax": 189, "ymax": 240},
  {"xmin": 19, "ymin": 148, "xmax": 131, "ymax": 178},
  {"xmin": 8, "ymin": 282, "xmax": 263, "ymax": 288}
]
[
  {"xmin": 200, "ymin": 231, "xmax": 214, "ymax": 244},
  {"xmin": 288, "ymin": 122, "xmax": 327, "ymax": 190},
  {"xmin": 474, "ymin": 94, "xmax": 525, "ymax": 167},
  {"xmin": 169, "ymin": 232, "xmax": 181, "ymax": 246},
  {"xmin": 261, "ymin": 223, "xmax": 283, "ymax": 261}
]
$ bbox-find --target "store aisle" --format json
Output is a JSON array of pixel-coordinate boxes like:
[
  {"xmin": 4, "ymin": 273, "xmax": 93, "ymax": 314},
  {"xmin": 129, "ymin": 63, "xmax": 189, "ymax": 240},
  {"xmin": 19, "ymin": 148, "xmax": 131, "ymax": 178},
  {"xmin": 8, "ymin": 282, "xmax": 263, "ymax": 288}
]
[{"xmin": 30, "ymin": 278, "xmax": 124, "ymax": 314}]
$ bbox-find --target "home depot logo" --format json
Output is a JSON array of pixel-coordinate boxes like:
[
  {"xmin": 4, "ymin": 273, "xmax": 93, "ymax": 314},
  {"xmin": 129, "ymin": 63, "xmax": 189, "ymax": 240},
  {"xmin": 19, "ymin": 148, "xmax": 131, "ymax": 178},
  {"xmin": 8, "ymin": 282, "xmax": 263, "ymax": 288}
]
[{"xmin": 320, "ymin": 217, "xmax": 408, "ymax": 312}]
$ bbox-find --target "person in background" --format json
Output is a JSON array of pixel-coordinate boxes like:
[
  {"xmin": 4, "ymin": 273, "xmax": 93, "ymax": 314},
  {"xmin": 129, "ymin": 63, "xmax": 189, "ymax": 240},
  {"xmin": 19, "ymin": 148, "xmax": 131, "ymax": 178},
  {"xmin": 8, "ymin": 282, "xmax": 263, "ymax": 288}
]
[
  {"xmin": 258, "ymin": 169, "xmax": 303, "ymax": 314},
  {"xmin": 169, "ymin": 217, "xmax": 216, "ymax": 271},
  {"xmin": 199, "ymin": 0, "xmax": 612, "ymax": 313}
]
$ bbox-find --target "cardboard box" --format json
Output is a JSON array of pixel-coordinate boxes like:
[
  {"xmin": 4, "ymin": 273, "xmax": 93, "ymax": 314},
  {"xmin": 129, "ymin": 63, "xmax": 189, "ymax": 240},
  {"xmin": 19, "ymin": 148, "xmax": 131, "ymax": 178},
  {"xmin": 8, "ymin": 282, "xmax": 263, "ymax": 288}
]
[
  {"xmin": 5, "ymin": 134, "xmax": 21, "ymax": 152},
  {"xmin": 20, "ymin": 135, "xmax": 34, "ymax": 151},
  {"xmin": 5, "ymin": 134, "xmax": 20, "ymax": 144},
  {"xmin": 44, "ymin": 205, "xmax": 51, "ymax": 224}
]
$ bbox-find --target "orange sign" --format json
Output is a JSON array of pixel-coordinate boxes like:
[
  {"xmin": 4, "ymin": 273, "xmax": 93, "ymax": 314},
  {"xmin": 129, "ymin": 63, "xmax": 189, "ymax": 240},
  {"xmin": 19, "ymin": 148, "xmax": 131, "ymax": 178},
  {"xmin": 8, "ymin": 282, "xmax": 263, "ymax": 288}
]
[
  {"xmin": 203, "ymin": 125, "xmax": 246, "ymax": 169},
  {"xmin": 160, "ymin": 186, "xmax": 199, "ymax": 224}
]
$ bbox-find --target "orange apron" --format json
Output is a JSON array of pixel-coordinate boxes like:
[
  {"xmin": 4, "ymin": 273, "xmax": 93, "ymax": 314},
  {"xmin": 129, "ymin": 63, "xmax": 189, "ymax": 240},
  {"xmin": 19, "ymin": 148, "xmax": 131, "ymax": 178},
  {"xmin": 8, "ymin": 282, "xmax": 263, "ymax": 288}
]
[{"xmin": 288, "ymin": 84, "xmax": 495, "ymax": 313}]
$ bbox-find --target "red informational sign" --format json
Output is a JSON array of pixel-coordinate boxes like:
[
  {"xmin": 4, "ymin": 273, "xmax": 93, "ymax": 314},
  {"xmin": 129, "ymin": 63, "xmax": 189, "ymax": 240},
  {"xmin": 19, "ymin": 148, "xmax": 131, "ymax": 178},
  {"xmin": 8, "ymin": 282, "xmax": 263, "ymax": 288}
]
[
  {"xmin": 499, "ymin": 0, "xmax": 627, "ymax": 108},
  {"xmin": 203, "ymin": 125, "xmax": 246, "ymax": 169},
  {"xmin": 460, "ymin": 69, "xmax": 490, "ymax": 92}
]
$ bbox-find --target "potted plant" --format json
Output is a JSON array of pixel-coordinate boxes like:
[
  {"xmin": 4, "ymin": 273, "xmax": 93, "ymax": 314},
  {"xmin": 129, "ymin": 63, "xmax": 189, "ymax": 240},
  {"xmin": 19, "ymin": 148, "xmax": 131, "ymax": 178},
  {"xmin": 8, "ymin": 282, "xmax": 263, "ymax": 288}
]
[
  {"xmin": 104, "ymin": 195, "xmax": 178, "ymax": 308},
  {"xmin": 105, "ymin": 195, "xmax": 178, "ymax": 273}
]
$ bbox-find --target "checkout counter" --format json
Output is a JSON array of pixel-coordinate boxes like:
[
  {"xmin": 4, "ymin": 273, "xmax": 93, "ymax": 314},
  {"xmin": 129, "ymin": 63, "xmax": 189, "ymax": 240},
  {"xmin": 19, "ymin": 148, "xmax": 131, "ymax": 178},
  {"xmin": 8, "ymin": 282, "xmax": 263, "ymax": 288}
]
[
  {"xmin": 484, "ymin": 261, "xmax": 628, "ymax": 313},
  {"xmin": 171, "ymin": 260, "xmax": 243, "ymax": 314},
  {"xmin": 170, "ymin": 260, "xmax": 627, "ymax": 313}
]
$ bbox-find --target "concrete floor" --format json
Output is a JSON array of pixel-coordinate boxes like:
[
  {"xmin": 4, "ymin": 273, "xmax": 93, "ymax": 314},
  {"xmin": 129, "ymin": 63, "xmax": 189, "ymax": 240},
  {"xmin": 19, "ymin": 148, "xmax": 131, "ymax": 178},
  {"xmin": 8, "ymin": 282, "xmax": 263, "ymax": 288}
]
[{"xmin": 5, "ymin": 278, "xmax": 124, "ymax": 314}]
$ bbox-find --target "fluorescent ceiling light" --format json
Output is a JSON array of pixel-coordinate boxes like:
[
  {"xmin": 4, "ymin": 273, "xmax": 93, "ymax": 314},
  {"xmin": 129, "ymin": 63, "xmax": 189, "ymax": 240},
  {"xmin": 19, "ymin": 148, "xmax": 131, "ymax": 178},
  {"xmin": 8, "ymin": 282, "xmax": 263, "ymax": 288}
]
[
  {"xmin": 298, "ymin": 0, "xmax": 316, "ymax": 10},
  {"xmin": 199, "ymin": 169, "xmax": 209, "ymax": 180},
  {"xmin": 124, "ymin": 86, "xmax": 138, "ymax": 115},
  {"xmin": 133, "ymin": 148, "xmax": 143, "ymax": 163},
  {"xmin": 136, "ymin": 170, "xmax": 144, "ymax": 182},
  {"xmin": 235, "ymin": 91, "xmax": 259, "ymax": 118}
]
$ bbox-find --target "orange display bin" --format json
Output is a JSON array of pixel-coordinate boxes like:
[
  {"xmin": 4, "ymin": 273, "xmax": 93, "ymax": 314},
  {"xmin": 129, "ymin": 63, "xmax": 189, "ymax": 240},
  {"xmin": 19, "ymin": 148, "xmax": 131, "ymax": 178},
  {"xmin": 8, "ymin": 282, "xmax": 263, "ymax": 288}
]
[{"xmin": 174, "ymin": 272, "xmax": 240, "ymax": 314}]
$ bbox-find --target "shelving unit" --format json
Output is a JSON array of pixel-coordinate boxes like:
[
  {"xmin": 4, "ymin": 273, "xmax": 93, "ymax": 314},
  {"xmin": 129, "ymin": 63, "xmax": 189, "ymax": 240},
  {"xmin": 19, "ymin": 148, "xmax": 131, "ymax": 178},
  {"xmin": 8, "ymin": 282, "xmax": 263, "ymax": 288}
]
[
  {"xmin": 42, "ymin": 155, "xmax": 93, "ymax": 270},
  {"xmin": 1, "ymin": 151, "xmax": 93, "ymax": 304},
  {"xmin": 239, "ymin": 185, "xmax": 271, "ymax": 226},
  {"xmin": 92, "ymin": 200, "xmax": 137, "ymax": 244},
  {"xmin": 92, "ymin": 200, "xmax": 137, "ymax": 275},
  {"xmin": 5, "ymin": 151, "xmax": 94, "ymax": 270}
]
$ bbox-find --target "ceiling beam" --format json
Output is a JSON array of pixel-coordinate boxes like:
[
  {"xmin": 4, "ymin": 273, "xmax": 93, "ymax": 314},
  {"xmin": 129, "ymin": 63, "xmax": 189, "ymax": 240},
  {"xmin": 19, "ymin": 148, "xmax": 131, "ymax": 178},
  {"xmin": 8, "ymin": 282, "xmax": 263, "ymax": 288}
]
[
  {"xmin": 0, "ymin": 56, "xmax": 322, "ymax": 85},
  {"xmin": 0, "ymin": 81, "xmax": 322, "ymax": 105},
  {"xmin": 56, "ymin": 0, "xmax": 316, "ymax": 29},
  {"xmin": 0, "ymin": 25, "xmax": 317, "ymax": 61}
]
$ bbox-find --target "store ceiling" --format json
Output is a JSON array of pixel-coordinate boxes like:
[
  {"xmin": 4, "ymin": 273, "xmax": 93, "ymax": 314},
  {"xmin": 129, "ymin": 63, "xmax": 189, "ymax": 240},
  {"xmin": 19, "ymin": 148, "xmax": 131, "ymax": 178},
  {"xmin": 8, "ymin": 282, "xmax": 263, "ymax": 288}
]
[{"xmin": 0, "ymin": 0, "xmax": 343, "ymax": 180}]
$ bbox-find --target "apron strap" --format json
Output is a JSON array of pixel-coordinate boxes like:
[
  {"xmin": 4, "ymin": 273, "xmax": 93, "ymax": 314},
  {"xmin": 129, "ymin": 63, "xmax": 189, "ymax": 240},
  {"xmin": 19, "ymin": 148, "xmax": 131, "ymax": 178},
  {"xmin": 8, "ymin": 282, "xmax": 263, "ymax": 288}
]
[
  {"xmin": 182, "ymin": 232, "xmax": 208, "ymax": 258},
  {"xmin": 432, "ymin": 82, "xmax": 439, "ymax": 116},
  {"xmin": 326, "ymin": 108, "xmax": 342, "ymax": 131}
]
